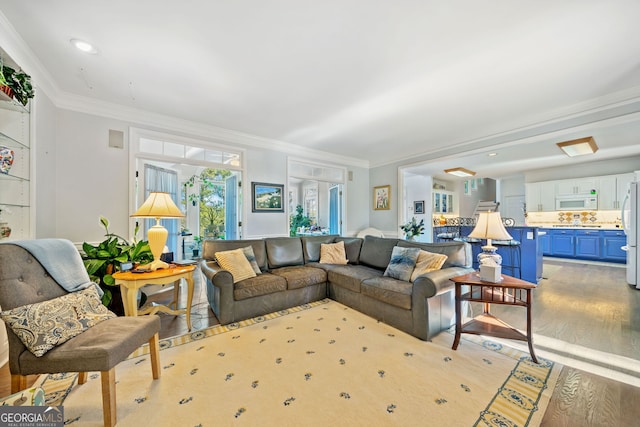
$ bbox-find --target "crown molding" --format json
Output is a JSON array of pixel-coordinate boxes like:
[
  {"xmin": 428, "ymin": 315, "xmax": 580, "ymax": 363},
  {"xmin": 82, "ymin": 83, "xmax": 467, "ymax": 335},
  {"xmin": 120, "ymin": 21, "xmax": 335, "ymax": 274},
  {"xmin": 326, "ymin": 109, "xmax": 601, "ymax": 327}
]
[
  {"xmin": 54, "ymin": 92, "xmax": 370, "ymax": 169},
  {"xmin": 370, "ymin": 85, "xmax": 640, "ymax": 169}
]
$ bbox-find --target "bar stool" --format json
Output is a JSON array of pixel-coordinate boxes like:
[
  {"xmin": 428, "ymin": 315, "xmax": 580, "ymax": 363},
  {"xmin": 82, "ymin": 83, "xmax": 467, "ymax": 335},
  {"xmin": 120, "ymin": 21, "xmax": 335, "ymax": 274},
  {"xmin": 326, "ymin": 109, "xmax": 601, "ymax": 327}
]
[
  {"xmin": 435, "ymin": 217, "xmax": 460, "ymax": 242},
  {"xmin": 494, "ymin": 224, "xmax": 521, "ymax": 278}
]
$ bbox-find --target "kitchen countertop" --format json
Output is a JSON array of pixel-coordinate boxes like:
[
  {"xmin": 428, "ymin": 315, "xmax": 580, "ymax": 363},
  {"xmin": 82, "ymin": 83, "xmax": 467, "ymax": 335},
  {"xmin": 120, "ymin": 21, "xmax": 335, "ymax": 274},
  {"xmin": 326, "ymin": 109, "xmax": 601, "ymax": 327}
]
[{"xmin": 528, "ymin": 225, "xmax": 623, "ymax": 230}]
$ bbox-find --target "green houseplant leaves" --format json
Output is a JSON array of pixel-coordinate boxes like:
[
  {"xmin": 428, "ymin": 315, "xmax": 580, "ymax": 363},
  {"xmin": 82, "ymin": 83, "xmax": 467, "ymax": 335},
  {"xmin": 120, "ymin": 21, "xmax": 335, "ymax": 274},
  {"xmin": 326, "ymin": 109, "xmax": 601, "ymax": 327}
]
[{"xmin": 82, "ymin": 216, "xmax": 153, "ymax": 310}]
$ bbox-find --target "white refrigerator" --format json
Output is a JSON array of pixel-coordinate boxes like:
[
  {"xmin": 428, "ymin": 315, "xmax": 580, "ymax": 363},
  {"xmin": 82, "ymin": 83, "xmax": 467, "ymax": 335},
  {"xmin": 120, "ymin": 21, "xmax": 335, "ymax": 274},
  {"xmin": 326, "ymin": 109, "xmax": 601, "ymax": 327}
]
[{"xmin": 623, "ymin": 180, "xmax": 640, "ymax": 288}]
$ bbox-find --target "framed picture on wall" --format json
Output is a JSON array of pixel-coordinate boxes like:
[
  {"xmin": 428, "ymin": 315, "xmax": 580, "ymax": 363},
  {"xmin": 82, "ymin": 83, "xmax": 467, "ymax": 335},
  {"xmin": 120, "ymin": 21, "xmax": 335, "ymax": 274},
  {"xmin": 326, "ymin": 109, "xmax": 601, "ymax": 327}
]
[
  {"xmin": 252, "ymin": 182, "xmax": 285, "ymax": 212},
  {"xmin": 373, "ymin": 185, "xmax": 391, "ymax": 210},
  {"xmin": 414, "ymin": 200, "xmax": 425, "ymax": 214}
]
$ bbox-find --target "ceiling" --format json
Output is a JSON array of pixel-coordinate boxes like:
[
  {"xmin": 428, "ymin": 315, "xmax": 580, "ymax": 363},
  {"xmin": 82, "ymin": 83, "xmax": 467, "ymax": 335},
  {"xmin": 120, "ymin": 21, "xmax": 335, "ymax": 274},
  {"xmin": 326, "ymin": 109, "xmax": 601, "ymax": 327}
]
[{"xmin": 1, "ymin": 1, "xmax": 640, "ymax": 178}]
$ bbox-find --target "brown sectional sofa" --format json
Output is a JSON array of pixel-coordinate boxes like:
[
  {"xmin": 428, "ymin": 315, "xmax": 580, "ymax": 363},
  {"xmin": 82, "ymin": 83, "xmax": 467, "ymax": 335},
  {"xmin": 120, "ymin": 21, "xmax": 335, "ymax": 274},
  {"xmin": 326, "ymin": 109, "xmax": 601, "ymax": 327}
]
[{"xmin": 200, "ymin": 235, "xmax": 474, "ymax": 341}]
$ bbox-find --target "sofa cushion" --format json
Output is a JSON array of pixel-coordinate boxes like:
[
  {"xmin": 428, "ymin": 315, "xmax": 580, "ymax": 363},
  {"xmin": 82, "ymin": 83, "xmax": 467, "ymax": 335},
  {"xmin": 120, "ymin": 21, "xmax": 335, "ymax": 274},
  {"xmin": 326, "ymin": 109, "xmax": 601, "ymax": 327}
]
[
  {"xmin": 203, "ymin": 239, "xmax": 268, "ymax": 272},
  {"xmin": 359, "ymin": 236, "xmax": 399, "ymax": 269},
  {"xmin": 265, "ymin": 237, "xmax": 304, "ymax": 268},
  {"xmin": 410, "ymin": 250, "xmax": 448, "ymax": 282},
  {"xmin": 383, "ymin": 246, "xmax": 421, "ymax": 281},
  {"xmin": 233, "ymin": 273, "xmax": 287, "ymax": 301},
  {"xmin": 301, "ymin": 235, "xmax": 337, "ymax": 263},
  {"xmin": 397, "ymin": 240, "xmax": 471, "ymax": 268},
  {"xmin": 242, "ymin": 246, "xmax": 262, "ymax": 275},
  {"xmin": 361, "ymin": 277, "xmax": 413, "ymax": 310},
  {"xmin": 319, "ymin": 241, "xmax": 349, "ymax": 265},
  {"xmin": 270, "ymin": 266, "xmax": 327, "ymax": 290},
  {"xmin": 0, "ymin": 286, "xmax": 116, "ymax": 357},
  {"xmin": 328, "ymin": 265, "xmax": 383, "ymax": 293},
  {"xmin": 334, "ymin": 237, "xmax": 363, "ymax": 264},
  {"xmin": 215, "ymin": 248, "xmax": 257, "ymax": 283}
]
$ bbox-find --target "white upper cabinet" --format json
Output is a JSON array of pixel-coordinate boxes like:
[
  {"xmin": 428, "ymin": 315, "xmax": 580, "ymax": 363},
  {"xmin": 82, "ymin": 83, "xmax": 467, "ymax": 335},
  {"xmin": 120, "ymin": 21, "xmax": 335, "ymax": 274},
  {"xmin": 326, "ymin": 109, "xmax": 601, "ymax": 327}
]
[
  {"xmin": 598, "ymin": 173, "xmax": 634, "ymax": 210},
  {"xmin": 525, "ymin": 181, "xmax": 556, "ymax": 212},
  {"xmin": 555, "ymin": 177, "xmax": 598, "ymax": 195}
]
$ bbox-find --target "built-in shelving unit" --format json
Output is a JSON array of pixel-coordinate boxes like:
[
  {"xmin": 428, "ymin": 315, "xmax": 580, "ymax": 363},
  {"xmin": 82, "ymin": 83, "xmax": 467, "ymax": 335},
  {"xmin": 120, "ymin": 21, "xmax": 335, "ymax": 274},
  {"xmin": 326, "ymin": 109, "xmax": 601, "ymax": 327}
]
[{"xmin": 0, "ymin": 49, "xmax": 31, "ymax": 242}]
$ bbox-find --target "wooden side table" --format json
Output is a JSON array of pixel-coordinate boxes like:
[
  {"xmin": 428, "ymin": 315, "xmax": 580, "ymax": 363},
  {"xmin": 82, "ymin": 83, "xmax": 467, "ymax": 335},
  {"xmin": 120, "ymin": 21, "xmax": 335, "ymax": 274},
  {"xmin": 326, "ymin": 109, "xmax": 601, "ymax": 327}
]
[
  {"xmin": 113, "ymin": 265, "xmax": 196, "ymax": 331},
  {"xmin": 450, "ymin": 272, "xmax": 538, "ymax": 363}
]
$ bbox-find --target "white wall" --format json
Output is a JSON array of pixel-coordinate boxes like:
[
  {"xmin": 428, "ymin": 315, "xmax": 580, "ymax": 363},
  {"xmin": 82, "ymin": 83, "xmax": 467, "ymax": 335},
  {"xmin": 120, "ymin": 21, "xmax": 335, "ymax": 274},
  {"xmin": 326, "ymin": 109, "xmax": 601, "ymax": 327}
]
[
  {"xmin": 33, "ymin": 89, "xmax": 57, "ymax": 238},
  {"xmin": 525, "ymin": 155, "xmax": 640, "ymax": 182},
  {"xmin": 368, "ymin": 163, "xmax": 399, "ymax": 236},
  {"xmin": 403, "ymin": 173, "xmax": 431, "ymax": 242},
  {"xmin": 35, "ymin": 108, "xmax": 369, "ymax": 243}
]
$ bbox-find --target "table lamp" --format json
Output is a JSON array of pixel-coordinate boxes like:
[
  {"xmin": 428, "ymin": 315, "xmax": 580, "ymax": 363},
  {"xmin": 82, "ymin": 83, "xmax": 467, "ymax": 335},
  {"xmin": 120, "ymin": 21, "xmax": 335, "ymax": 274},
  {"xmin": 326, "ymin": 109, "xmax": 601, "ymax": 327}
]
[
  {"xmin": 468, "ymin": 211, "xmax": 512, "ymax": 282},
  {"xmin": 131, "ymin": 192, "xmax": 185, "ymax": 271}
]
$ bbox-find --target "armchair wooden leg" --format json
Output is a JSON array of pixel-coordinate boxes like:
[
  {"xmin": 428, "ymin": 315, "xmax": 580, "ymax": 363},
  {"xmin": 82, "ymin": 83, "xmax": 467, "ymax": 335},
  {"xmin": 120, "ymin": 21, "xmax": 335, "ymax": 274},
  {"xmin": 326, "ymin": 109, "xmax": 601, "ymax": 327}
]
[
  {"xmin": 101, "ymin": 368, "xmax": 116, "ymax": 427},
  {"xmin": 149, "ymin": 332, "xmax": 161, "ymax": 380},
  {"xmin": 78, "ymin": 372, "xmax": 88, "ymax": 385},
  {"xmin": 10, "ymin": 374, "xmax": 26, "ymax": 394}
]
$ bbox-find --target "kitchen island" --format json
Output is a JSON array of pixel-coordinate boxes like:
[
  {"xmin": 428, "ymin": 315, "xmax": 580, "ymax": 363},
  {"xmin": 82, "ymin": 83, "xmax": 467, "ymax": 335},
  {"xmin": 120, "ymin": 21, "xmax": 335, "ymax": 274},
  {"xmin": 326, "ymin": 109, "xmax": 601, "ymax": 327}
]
[{"xmin": 434, "ymin": 225, "xmax": 543, "ymax": 283}]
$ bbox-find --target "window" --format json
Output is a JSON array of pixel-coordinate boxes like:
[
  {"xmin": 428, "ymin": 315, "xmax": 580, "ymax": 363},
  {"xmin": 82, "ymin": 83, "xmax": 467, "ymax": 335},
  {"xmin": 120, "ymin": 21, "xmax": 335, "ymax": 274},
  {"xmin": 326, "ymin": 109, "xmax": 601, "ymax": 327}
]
[{"xmin": 131, "ymin": 128, "xmax": 244, "ymax": 260}]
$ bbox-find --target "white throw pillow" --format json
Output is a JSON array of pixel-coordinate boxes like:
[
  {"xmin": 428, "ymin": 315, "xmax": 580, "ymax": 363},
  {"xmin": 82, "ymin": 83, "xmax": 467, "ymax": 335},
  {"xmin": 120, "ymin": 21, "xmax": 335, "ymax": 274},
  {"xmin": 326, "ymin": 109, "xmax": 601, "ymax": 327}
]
[
  {"xmin": 215, "ymin": 248, "xmax": 258, "ymax": 283},
  {"xmin": 410, "ymin": 250, "xmax": 448, "ymax": 282},
  {"xmin": 319, "ymin": 241, "xmax": 349, "ymax": 265}
]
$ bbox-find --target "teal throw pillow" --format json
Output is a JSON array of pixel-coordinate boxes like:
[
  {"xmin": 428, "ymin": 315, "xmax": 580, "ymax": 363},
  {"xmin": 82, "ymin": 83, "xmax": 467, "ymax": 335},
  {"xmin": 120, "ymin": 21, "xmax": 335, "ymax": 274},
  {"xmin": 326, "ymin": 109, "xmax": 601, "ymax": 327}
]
[{"xmin": 383, "ymin": 246, "xmax": 421, "ymax": 282}]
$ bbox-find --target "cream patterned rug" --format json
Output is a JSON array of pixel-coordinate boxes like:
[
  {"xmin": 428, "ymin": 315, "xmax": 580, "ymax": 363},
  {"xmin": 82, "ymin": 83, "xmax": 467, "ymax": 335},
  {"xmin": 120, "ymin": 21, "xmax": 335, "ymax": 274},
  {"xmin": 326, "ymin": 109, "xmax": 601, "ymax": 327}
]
[{"xmin": 36, "ymin": 299, "xmax": 560, "ymax": 426}]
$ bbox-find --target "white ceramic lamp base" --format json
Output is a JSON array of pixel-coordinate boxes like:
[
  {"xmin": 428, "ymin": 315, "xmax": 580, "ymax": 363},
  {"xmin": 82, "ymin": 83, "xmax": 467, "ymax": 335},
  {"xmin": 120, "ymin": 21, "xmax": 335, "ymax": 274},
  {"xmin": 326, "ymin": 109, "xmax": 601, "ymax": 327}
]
[{"xmin": 140, "ymin": 222, "xmax": 169, "ymax": 271}]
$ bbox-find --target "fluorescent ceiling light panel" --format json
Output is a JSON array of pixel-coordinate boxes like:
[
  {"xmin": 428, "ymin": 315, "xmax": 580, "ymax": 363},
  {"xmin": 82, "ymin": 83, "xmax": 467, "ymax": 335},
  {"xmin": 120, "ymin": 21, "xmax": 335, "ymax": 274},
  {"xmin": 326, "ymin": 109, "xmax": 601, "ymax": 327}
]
[
  {"xmin": 556, "ymin": 136, "xmax": 598, "ymax": 157},
  {"xmin": 444, "ymin": 167, "xmax": 476, "ymax": 177}
]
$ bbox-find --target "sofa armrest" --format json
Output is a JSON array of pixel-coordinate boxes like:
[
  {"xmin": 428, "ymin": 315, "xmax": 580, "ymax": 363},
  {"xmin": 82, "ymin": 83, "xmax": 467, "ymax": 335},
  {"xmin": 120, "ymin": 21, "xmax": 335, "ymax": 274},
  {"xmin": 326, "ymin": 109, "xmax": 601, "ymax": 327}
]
[
  {"xmin": 413, "ymin": 266, "xmax": 475, "ymax": 298},
  {"xmin": 200, "ymin": 260, "xmax": 234, "ymax": 290}
]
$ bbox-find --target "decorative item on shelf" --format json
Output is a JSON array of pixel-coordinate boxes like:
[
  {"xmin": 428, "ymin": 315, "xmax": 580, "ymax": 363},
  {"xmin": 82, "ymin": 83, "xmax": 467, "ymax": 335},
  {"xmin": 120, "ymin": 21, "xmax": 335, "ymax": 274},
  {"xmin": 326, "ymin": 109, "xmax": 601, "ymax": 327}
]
[
  {"xmin": 0, "ymin": 145, "xmax": 14, "ymax": 175},
  {"xmin": 468, "ymin": 211, "xmax": 513, "ymax": 283},
  {"xmin": 131, "ymin": 192, "xmax": 185, "ymax": 271},
  {"xmin": 400, "ymin": 217, "xmax": 425, "ymax": 241},
  {"xmin": 0, "ymin": 57, "xmax": 34, "ymax": 106},
  {"xmin": 0, "ymin": 222, "xmax": 10, "ymax": 239},
  {"xmin": 0, "ymin": 205, "xmax": 11, "ymax": 239}
]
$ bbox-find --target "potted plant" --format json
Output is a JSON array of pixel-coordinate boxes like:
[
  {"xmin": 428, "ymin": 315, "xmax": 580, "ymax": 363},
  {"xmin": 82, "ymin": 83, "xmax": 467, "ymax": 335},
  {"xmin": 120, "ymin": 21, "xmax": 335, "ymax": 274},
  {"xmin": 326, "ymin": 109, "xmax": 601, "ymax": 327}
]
[
  {"xmin": 289, "ymin": 205, "xmax": 311, "ymax": 236},
  {"xmin": 82, "ymin": 216, "xmax": 153, "ymax": 314},
  {"xmin": 0, "ymin": 58, "xmax": 34, "ymax": 106},
  {"xmin": 400, "ymin": 217, "xmax": 425, "ymax": 241},
  {"xmin": 192, "ymin": 236, "xmax": 202, "ymax": 257}
]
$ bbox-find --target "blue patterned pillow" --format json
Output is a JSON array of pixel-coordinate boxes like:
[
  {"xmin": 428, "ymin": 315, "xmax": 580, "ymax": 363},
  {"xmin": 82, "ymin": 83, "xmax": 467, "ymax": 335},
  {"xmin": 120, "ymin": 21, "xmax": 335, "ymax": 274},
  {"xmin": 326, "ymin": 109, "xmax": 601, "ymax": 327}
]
[
  {"xmin": 383, "ymin": 246, "xmax": 421, "ymax": 281},
  {"xmin": 242, "ymin": 246, "xmax": 262, "ymax": 275}
]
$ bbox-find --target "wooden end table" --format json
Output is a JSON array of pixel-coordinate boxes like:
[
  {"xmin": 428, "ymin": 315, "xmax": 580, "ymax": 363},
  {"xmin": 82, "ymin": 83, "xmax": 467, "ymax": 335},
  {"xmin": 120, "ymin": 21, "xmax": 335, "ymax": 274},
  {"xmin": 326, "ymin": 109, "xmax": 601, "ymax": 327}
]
[
  {"xmin": 113, "ymin": 265, "xmax": 196, "ymax": 331},
  {"xmin": 450, "ymin": 272, "xmax": 538, "ymax": 363}
]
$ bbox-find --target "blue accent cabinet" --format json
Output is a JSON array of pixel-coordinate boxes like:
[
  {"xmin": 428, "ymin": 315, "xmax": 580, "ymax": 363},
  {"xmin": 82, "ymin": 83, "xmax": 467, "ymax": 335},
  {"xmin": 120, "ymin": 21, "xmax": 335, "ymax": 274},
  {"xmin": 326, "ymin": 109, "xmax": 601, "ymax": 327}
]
[
  {"xmin": 550, "ymin": 229, "xmax": 575, "ymax": 257},
  {"xmin": 575, "ymin": 230, "xmax": 600, "ymax": 259},
  {"xmin": 601, "ymin": 230, "xmax": 627, "ymax": 262}
]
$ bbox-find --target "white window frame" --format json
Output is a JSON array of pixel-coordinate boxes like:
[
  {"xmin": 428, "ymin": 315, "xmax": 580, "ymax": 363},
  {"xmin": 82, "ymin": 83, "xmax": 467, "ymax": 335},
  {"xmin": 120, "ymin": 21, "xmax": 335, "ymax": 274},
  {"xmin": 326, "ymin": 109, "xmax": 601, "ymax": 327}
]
[{"xmin": 129, "ymin": 127, "xmax": 246, "ymax": 241}]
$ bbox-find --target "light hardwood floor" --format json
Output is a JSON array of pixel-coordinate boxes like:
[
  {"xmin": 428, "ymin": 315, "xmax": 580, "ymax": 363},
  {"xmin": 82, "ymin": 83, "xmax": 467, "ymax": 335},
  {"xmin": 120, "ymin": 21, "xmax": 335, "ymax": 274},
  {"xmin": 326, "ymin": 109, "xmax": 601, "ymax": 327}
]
[{"xmin": 1, "ymin": 261, "xmax": 639, "ymax": 426}]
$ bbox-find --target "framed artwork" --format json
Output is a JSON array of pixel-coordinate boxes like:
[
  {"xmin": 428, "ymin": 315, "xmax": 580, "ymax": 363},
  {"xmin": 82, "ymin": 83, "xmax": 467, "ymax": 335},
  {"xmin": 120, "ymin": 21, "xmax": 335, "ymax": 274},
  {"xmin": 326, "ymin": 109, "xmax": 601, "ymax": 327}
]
[
  {"xmin": 414, "ymin": 200, "xmax": 425, "ymax": 214},
  {"xmin": 373, "ymin": 185, "xmax": 391, "ymax": 210},
  {"xmin": 464, "ymin": 180, "xmax": 470, "ymax": 195},
  {"xmin": 251, "ymin": 182, "xmax": 285, "ymax": 212},
  {"xmin": 470, "ymin": 179, "xmax": 478, "ymax": 191}
]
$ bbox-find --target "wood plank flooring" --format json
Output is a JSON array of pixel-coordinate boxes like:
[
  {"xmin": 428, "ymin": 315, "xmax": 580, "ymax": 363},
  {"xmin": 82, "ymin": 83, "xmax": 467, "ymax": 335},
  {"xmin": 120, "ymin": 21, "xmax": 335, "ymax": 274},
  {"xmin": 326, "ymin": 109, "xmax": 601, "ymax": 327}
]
[{"xmin": 1, "ymin": 260, "xmax": 639, "ymax": 426}]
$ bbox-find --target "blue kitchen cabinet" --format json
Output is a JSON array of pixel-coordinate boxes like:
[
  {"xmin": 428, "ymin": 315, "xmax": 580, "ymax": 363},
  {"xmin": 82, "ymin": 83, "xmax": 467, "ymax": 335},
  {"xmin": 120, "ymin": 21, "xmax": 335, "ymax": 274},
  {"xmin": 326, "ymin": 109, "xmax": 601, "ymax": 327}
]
[
  {"xmin": 601, "ymin": 230, "xmax": 627, "ymax": 263},
  {"xmin": 550, "ymin": 229, "xmax": 575, "ymax": 257},
  {"xmin": 539, "ymin": 228, "xmax": 552, "ymax": 255},
  {"xmin": 575, "ymin": 230, "xmax": 600, "ymax": 259}
]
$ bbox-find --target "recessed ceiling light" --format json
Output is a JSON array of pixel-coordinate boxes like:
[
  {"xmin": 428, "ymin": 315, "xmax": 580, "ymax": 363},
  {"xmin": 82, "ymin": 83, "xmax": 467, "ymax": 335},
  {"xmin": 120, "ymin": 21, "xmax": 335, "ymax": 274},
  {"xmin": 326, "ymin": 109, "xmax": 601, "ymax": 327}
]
[
  {"xmin": 70, "ymin": 38, "xmax": 98, "ymax": 54},
  {"xmin": 444, "ymin": 167, "xmax": 476, "ymax": 177},
  {"xmin": 487, "ymin": 152, "xmax": 498, "ymax": 157},
  {"xmin": 556, "ymin": 136, "xmax": 598, "ymax": 157}
]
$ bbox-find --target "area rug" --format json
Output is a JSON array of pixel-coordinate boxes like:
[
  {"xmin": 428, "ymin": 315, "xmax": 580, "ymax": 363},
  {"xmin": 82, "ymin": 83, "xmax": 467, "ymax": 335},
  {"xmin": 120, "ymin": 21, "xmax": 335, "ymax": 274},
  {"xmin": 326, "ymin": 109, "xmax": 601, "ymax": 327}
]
[{"xmin": 36, "ymin": 299, "xmax": 560, "ymax": 426}]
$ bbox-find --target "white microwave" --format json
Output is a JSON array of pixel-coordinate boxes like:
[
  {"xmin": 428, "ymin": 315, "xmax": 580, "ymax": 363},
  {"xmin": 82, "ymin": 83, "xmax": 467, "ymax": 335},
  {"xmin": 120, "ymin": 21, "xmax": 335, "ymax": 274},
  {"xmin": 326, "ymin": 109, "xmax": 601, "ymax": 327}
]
[{"xmin": 555, "ymin": 194, "xmax": 598, "ymax": 210}]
